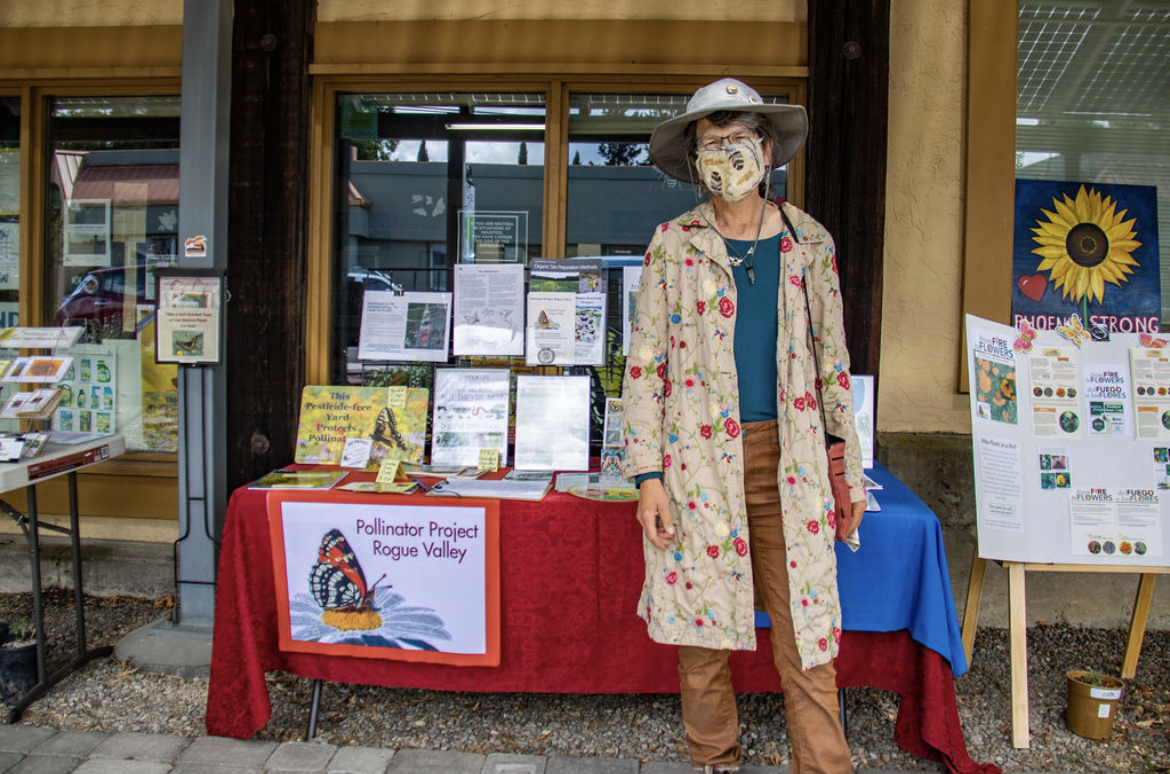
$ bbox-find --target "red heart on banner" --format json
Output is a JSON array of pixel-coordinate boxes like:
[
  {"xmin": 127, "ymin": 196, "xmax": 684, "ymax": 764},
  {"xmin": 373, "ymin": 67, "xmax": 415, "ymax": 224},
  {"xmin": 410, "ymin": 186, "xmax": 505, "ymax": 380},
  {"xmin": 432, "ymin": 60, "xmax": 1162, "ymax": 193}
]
[{"xmin": 1018, "ymin": 274, "xmax": 1047, "ymax": 302}]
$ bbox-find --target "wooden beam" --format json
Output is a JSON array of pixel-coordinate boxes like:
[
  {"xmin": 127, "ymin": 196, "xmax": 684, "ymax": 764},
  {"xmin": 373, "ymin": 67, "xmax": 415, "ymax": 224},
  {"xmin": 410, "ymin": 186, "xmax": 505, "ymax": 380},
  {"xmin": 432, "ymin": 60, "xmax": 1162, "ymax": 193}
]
[
  {"xmin": 226, "ymin": 0, "xmax": 314, "ymax": 491},
  {"xmin": 806, "ymin": 0, "xmax": 890, "ymax": 381}
]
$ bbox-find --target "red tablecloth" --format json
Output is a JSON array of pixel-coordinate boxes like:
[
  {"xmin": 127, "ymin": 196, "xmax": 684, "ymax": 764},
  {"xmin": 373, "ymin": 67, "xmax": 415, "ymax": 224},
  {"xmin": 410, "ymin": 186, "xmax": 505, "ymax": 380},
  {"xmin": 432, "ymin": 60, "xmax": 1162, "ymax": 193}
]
[{"xmin": 207, "ymin": 480, "xmax": 998, "ymax": 774}]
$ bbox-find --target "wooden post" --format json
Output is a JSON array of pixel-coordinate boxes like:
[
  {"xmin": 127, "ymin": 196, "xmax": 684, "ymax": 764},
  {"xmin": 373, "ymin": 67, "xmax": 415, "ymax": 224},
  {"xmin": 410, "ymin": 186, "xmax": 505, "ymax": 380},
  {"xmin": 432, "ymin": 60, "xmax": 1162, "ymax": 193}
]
[
  {"xmin": 227, "ymin": 0, "xmax": 315, "ymax": 491},
  {"xmin": 807, "ymin": 0, "xmax": 890, "ymax": 379}
]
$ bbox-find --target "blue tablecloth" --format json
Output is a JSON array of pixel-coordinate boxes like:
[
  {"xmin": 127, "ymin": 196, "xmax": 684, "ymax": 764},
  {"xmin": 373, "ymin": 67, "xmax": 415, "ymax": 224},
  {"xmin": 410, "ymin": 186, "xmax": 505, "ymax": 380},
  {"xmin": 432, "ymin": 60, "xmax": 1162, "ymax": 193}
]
[{"xmin": 756, "ymin": 463, "xmax": 968, "ymax": 676}]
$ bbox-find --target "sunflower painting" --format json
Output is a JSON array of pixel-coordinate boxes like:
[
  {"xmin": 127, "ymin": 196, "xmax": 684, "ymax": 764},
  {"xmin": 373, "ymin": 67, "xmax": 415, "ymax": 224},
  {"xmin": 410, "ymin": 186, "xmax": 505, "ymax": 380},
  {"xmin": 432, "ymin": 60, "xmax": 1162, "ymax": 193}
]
[{"xmin": 1012, "ymin": 180, "xmax": 1161, "ymax": 335}]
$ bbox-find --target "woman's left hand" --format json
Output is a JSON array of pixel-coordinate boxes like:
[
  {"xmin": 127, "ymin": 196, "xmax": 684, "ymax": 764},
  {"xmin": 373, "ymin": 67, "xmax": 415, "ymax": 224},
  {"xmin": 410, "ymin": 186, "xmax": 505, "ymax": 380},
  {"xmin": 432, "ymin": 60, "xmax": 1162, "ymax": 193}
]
[{"xmin": 850, "ymin": 499, "xmax": 866, "ymax": 534}]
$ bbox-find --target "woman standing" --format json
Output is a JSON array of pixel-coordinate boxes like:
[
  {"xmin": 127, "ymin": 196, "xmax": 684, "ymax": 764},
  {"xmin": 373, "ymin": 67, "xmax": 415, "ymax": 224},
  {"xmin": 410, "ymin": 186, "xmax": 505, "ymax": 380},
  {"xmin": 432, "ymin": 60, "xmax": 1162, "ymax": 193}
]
[{"xmin": 621, "ymin": 78, "xmax": 867, "ymax": 774}]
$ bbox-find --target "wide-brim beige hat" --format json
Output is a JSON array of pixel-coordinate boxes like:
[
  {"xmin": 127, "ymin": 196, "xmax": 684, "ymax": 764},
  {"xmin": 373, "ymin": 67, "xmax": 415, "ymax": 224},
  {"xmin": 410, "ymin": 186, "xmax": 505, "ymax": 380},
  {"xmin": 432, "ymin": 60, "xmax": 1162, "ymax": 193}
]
[{"xmin": 648, "ymin": 78, "xmax": 809, "ymax": 182}]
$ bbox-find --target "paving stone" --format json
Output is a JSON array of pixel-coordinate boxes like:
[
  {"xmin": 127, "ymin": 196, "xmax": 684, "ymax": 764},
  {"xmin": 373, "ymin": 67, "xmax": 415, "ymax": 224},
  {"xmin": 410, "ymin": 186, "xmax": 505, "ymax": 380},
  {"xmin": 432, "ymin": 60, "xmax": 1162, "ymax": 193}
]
[
  {"xmin": 639, "ymin": 764, "xmax": 693, "ymax": 774},
  {"xmin": 545, "ymin": 756, "xmax": 639, "ymax": 774},
  {"xmin": 75, "ymin": 760, "xmax": 174, "ymax": 774},
  {"xmin": 325, "ymin": 746, "xmax": 393, "ymax": 774},
  {"xmin": 176, "ymin": 737, "xmax": 277, "ymax": 768},
  {"xmin": 89, "ymin": 731, "xmax": 191, "ymax": 762},
  {"xmin": 170, "ymin": 765, "xmax": 263, "ymax": 774},
  {"xmin": 7, "ymin": 756, "xmax": 83, "ymax": 774},
  {"xmin": 483, "ymin": 753, "xmax": 546, "ymax": 774},
  {"xmin": 265, "ymin": 741, "xmax": 337, "ymax": 772},
  {"xmin": 0, "ymin": 751, "xmax": 23, "ymax": 774},
  {"xmin": 31, "ymin": 731, "xmax": 108, "ymax": 758},
  {"xmin": 0, "ymin": 727, "xmax": 55, "ymax": 755},
  {"xmin": 385, "ymin": 748, "xmax": 484, "ymax": 773}
]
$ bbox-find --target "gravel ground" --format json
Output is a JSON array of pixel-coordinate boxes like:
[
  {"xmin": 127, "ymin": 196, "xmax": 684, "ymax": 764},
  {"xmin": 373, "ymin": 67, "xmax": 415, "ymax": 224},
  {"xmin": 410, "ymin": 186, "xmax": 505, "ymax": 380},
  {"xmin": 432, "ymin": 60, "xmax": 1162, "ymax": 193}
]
[{"xmin": 1, "ymin": 590, "xmax": 1167, "ymax": 773}]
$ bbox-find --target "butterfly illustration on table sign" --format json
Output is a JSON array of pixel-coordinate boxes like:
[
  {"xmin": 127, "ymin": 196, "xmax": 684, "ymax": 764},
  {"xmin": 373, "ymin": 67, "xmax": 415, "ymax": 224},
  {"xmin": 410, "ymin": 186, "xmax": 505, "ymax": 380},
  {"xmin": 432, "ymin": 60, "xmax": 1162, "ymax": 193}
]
[
  {"xmin": 1013, "ymin": 319, "xmax": 1037, "ymax": 353},
  {"xmin": 1056, "ymin": 315, "xmax": 1090, "ymax": 347},
  {"xmin": 1139, "ymin": 332, "xmax": 1168, "ymax": 349},
  {"xmin": 309, "ymin": 528, "xmax": 388, "ymax": 612},
  {"xmin": 370, "ymin": 406, "xmax": 408, "ymax": 450}
]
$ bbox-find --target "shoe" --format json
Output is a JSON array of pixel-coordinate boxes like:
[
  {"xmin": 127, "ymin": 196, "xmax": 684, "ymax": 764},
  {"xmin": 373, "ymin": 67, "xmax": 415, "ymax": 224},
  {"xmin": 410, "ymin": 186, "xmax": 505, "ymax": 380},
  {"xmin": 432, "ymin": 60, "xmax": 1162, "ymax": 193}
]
[{"xmin": 694, "ymin": 767, "xmax": 739, "ymax": 774}]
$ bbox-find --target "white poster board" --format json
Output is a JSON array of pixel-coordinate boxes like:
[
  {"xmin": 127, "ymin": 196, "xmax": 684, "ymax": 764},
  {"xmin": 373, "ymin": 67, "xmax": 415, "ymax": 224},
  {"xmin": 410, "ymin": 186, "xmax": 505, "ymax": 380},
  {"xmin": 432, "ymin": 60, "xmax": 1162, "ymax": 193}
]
[{"xmin": 967, "ymin": 313, "xmax": 1170, "ymax": 566}]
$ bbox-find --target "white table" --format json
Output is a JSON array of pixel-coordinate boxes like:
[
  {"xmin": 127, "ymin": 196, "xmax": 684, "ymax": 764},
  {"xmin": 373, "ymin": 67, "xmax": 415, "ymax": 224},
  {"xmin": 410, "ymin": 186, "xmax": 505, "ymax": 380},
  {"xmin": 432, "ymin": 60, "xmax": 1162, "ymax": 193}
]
[{"xmin": 1, "ymin": 433, "xmax": 125, "ymax": 722}]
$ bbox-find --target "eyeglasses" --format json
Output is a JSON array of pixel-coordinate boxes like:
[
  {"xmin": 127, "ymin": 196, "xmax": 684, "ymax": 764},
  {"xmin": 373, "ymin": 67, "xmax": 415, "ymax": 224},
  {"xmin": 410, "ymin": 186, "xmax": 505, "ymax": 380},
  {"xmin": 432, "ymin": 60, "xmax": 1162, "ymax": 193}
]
[{"xmin": 696, "ymin": 130, "xmax": 757, "ymax": 152}]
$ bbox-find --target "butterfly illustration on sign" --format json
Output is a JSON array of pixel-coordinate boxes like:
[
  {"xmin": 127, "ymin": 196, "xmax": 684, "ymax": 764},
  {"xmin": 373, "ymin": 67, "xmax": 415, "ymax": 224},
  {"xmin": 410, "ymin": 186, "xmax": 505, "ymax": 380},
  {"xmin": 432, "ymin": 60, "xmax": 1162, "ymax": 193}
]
[
  {"xmin": 1013, "ymin": 319, "xmax": 1037, "ymax": 353},
  {"xmin": 288, "ymin": 528, "xmax": 451, "ymax": 650},
  {"xmin": 1057, "ymin": 315, "xmax": 1090, "ymax": 347}
]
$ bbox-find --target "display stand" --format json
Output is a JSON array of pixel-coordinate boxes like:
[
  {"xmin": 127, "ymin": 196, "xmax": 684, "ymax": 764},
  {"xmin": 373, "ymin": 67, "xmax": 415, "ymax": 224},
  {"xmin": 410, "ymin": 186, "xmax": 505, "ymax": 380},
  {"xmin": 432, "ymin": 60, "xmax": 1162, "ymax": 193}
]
[{"xmin": 961, "ymin": 552, "xmax": 1167, "ymax": 749}]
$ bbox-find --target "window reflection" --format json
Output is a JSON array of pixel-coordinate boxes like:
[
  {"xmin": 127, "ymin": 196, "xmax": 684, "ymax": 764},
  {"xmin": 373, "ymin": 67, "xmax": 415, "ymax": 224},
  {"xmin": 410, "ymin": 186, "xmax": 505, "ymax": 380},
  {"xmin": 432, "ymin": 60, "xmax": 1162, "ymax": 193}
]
[
  {"xmin": 333, "ymin": 93, "xmax": 546, "ymax": 385},
  {"xmin": 45, "ymin": 96, "xmax": 181, "ymax": 452}
]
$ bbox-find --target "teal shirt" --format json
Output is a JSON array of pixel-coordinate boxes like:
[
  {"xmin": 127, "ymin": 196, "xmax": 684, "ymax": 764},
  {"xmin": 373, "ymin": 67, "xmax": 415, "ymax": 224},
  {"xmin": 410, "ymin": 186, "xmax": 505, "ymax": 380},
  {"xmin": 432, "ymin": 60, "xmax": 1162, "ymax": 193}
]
[
  {"xmin": 726, "ymin": 233, "xmax": 781, "ymax": 422},
  {"xmin": 634, "ymin": 232, "xmax": 782, "ymax": 488}
]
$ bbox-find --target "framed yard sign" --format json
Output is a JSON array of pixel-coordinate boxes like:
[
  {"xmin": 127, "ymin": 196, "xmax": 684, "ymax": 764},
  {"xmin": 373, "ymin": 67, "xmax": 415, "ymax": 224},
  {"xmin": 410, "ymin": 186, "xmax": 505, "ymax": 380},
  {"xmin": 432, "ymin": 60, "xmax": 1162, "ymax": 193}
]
[{"xmin": 267, "ymin": 490, "xmax": 500, "ymax": 666}]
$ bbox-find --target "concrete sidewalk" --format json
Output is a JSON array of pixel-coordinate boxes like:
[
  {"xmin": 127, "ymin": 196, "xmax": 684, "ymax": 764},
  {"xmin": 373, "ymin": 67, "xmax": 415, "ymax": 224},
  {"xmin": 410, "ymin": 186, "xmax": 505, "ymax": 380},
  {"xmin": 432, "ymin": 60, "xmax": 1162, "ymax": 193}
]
[{"xmin": 0, "ymin": 725, "xmax": 1070, "ymax": 774}]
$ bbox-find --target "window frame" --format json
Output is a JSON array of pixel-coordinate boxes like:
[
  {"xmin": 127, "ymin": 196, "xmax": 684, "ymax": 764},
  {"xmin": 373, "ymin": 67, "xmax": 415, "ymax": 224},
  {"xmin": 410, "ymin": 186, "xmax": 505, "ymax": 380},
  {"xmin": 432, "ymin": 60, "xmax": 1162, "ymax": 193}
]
[{"xmin": 306, "ymin": 75, "xmax": 808, "ymax": 385}]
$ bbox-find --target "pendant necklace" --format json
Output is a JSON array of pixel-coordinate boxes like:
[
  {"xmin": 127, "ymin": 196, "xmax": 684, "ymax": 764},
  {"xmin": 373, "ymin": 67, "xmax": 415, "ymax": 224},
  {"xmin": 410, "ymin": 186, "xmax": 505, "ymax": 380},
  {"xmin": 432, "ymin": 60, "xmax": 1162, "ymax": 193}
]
[{"xmin": 706, "ymin": 200, "xmax": 768, "ymax": 286}]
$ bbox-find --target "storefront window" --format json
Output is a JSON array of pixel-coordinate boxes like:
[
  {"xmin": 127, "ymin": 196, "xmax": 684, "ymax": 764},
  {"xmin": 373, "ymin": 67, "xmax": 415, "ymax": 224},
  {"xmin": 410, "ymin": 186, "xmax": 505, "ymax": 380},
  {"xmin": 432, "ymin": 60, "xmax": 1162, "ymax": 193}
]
[
  {"xmin": 0, "ymin": 97, "xmax": 21, "ymax": 433},
  {"xmin": 45, "ymin": 95, "xmax": 181, "ymax": 453},
  {"xmin": 565, "ymin": 92, "xmax": 793, "ymax": 258},
  {"xmin": 1016, "ymin": 4, "xmax": 1170, "ymax": 324},
  {"xmin": 332, "ymin": 92, "xmax": 546, "ymax": 384}
]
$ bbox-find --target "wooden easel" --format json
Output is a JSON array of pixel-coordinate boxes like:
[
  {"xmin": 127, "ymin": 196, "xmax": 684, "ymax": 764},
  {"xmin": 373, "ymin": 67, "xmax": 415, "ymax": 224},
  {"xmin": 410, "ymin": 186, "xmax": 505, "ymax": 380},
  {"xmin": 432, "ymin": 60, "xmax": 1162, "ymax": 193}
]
[{"xmin": 962, "ymin": 554, "xmax": 1167, "ymax": 749}]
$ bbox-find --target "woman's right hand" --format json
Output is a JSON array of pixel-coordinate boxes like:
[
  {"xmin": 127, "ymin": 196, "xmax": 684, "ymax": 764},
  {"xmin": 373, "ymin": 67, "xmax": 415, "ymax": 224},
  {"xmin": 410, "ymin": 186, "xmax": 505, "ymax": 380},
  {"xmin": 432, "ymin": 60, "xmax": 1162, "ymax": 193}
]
[{"xmin": 636, "ymin": 477, "xmax": 675, "ymax": 550}]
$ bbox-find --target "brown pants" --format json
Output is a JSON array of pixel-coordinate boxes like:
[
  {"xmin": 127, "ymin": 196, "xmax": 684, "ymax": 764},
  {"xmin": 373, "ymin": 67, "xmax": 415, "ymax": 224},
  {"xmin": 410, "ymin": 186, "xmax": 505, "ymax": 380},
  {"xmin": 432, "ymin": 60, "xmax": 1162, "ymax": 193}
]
[{"xmin": 677, "ymin": 419, "xmax": 851, "ymax": 773}]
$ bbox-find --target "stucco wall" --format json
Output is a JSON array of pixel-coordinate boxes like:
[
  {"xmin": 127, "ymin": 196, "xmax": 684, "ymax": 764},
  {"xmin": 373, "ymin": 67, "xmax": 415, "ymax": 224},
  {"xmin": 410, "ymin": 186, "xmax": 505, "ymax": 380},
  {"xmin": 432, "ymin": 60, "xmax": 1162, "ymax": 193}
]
[
  {"xmin": 2, "ymin": 0, "xmax": 181, "ymax": 26},
  {"xmin": 880, "ymin": 0, "xmax": 972, "ymax": 434}
]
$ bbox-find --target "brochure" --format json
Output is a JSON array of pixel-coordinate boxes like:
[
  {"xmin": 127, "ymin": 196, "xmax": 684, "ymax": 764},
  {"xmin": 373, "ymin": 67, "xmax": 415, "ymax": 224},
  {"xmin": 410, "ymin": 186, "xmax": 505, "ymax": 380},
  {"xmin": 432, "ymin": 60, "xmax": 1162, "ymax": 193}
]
[
  {"xmin": 250, "ymin": 469, "xmax": 349, "ymax": 490},
  {"xmin": 452, "ymin": 263, "xmax": 525, "ymax": 356},
  {"xmin": 357, "ymin": 290, "xmax": 452, "ymax": 362},
  {"xmin": 513, "ymin": 375, "xmax": 591, "ymax": 471},
  {"xmin": 3, "ymin": 356, "xmax": 73, "ymax": 384},
  {"xmin": 525, "ymin": 291, "xmax": 576, "ymax": 365},
  {"xmin": 430, "ymin": 368, "xmax": 510, "ymax": 468},
  {"xmin": 17, "ymin": 388, "xmax": 64, "ymax": 419},
  {"xmin": 426, "ymin": 477, "xmax": 553, "ymax": 501}
]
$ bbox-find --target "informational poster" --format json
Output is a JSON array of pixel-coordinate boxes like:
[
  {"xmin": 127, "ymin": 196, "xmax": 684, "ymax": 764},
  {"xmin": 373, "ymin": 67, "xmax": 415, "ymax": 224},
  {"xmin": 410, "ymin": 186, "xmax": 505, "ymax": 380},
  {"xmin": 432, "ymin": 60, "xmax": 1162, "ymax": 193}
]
[
  {"xmin": 622, "ymin": 265, "xmax": 642, "ymax": 356},
  {"xmin": 63, "ymin": 199, "xmax": 112, "ymax": 267},
  {"xmin": 513, "ymin": 375, "xmax": 590, "ymax": 471},
  {"xmin": 294, "ymin": 385, "xmax": 428, "ymax": 469},
  {"xmin": 452, "ymin": 263, "xmax": 524, "ymax": 356},
  {"xmin": 574, "ymin": 292, "xmax": 606, "ymax": 365},
  {"xmin": 52, "ymin": 348, "xmax": 117, "ymax": 436},
  {"xmin": 155, "ymin": 272, "xmax": 223, "ymax": 365},
  {"xmin": 525, "ymin": 291, "xmax": 575, "ymax": 366},
  {"xmin": 269, "ymin": 494, "xmax": 500, "ymax": 665},
  {"xmin": 0, "ymin": 222, "xmax": 18, "ymax": 290},
  {"xmin": 0, "ymin": 150, "xmax": 19, "ymax": 215},
  {"xmin": 358, "ymin": 290, "xmax": 452, "ymax": 362},
  {"xmin": 1028, "ymin": 346, "xmax": 1082, "ymax": 437},
  {"xmin": 967, "ymin": 314, "xmax": 1170, "ymax": 566},
  {"xmin": 1130, "ymin": 347, "xmax": 1170, "ymax": 440},
  {"xmin": 430, "ymin": 368, "xmax": 510, "ymax": 468}
]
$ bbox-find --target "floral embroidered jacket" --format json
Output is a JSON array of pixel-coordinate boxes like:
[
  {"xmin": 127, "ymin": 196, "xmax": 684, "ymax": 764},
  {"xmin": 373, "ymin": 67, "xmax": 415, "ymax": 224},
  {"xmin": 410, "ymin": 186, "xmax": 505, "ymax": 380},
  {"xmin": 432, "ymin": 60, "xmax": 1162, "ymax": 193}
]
[{"xmin": 621, "ymin": 200, "xmax": 865, "ymax": 670}]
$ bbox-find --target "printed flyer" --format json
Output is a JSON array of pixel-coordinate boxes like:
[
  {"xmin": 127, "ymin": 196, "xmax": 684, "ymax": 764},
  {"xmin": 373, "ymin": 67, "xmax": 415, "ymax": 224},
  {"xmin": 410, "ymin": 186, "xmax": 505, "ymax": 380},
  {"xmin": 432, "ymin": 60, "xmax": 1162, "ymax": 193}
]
[
  {"xmin": 975, "ymin": 436, "xmax": 1025, "ymax": 532},
  {"xmin": 452, "ymin": 263, "xmax": 524, "ymax": 356},
  {"xmin": 971, "ymin": 328, "xmax": 1018, "ymax": 425},
  {"xmin": 525, "ymin": 291, "xmax": 575, "ymax": 366},
  {"xmin": 622, "ymin": 266, "xmax": 642, "ymax": 356},
  {"xmin": 1028, "ymin": 346, "xmax": 1081, "ymax": 437},
  {"xmin": 1069, "ymin": 488, "xmax": 1160, "ymax": 559},
  {"xmin": 430, "ymin": 369, "xmax": 510, "ymax": 468},
  {"xmin": 1083, "ymin": 364, "xmax": 1132, "ymax": 437},
  {"xmin": 513, "ymin": 375, "xmax": 590, "ymax": 471},
  {"xmin": 1129, "ymin": 347, "xmax": 1170, "ymax": 440},
  {"xmin": 358, "ymin": 291, "xmax": 452, "ymax": 363}
]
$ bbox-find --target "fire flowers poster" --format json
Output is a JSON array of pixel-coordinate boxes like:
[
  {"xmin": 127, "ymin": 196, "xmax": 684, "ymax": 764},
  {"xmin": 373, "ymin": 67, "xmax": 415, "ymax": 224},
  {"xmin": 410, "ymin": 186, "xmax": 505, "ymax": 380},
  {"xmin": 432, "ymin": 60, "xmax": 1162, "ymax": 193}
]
[
  {"xmin": 1012, "ymin": 181, "xmax": 1160, "ymax": 335},
  {"xmin": 268, "ymin": 491, "xmax": 500, "ymax": 665}
]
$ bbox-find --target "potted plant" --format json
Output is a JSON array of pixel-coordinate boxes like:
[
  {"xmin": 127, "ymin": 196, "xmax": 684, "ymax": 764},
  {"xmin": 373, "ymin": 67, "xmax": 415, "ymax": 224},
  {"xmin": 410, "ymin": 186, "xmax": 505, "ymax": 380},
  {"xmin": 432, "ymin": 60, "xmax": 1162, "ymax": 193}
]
[
  {"xmin": 0, "ymin": 619, "xmax": 37, "ymax": 705},
  {"xmin": 1066, "ymin": 668, "xmax": 1124, "ymax": 740}
]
